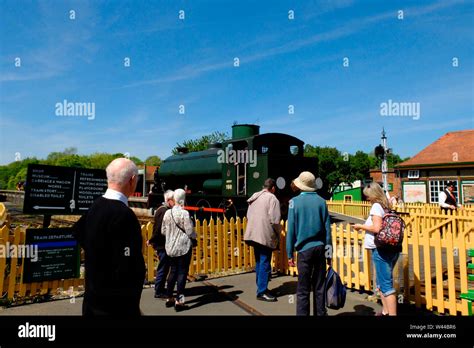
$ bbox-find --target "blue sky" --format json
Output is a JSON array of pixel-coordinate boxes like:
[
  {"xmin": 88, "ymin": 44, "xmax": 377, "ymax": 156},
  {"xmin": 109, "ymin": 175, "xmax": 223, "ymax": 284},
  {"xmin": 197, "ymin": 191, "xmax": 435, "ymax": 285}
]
[{"xmin": 0, "ymin": 0, "xmax": 473, "ymax": 165}]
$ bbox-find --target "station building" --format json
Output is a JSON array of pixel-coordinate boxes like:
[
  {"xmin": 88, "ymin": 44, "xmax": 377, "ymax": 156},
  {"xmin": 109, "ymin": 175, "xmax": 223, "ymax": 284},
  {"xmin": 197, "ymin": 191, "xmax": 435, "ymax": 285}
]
[{"xmin": 395, "ymin": 129, "xmax": 474, "ymax": 204}]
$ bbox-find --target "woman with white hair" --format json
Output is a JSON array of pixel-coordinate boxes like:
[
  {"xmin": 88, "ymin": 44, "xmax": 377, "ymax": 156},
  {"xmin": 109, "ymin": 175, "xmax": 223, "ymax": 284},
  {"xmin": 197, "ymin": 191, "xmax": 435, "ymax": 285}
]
[
  {"xmin": 353, "ymin": 182, "xmax": 400, "ymax": 316},
  {"xmin": 161, "ymin": 188, "xmax": 196, "ymax": 311}
]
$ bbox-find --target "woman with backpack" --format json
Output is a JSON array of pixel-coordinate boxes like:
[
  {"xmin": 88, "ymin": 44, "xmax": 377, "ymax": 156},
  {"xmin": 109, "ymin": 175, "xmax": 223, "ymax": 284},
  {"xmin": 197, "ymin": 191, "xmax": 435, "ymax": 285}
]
[
  {"xmin": 353, "ymin": 182, "xmax": 401, "ymax": 316},
  {"xmin": 161, "ymin": 189, "xmax": 196, "ymax": 311}
]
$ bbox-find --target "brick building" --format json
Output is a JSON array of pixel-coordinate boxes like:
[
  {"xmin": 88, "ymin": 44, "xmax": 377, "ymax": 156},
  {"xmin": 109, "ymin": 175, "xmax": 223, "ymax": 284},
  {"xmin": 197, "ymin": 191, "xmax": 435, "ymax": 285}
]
[
  {"xmin": 369, "ymin": 168, "xmax": 401, "ymax": 197},
  {"xmin": 395, "ymin": 130, "xmax": 474, "ymax": 204}
]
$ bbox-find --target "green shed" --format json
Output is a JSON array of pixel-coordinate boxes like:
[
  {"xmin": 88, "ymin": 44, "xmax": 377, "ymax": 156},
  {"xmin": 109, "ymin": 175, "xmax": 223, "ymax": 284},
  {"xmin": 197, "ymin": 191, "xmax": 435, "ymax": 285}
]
[{"xmin": 332, "ymin": 187, "xmax": 363, "ymax": 202}]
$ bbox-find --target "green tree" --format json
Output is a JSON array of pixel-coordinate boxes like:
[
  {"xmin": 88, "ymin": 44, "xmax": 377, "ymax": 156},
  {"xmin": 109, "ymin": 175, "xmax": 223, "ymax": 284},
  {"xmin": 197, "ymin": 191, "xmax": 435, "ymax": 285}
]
[
  {"xmin": 0, "ymin": 157, "xmax": 39, "ymax": 189},
  {"xmin": 88, "ymin": 153, "xmax": 119, "ymax": 169},
  {"xmin": 368, "ymin": 151, "xmax": 409, "ymax": 170},
  {"xmin": 349, "ymin": 151, "xmax": 372, "ymax": 182},
  {"xmin": 173, "ymin": 131, "xmax": 229, "ymax": 154},
  {"xmin": 129, "ymin": 156, "xmax": 143, "ymax": 166},
  {"xmin": 144, "ymin": 155, "xmax": 162, "ymax": 166},
  {"xmin": 304, "ymin": 145, "xmax": 348, "ymax": 198},
  {"xmin": 54, "ymin": 154, "xmax": 89, "ymax": 168}
]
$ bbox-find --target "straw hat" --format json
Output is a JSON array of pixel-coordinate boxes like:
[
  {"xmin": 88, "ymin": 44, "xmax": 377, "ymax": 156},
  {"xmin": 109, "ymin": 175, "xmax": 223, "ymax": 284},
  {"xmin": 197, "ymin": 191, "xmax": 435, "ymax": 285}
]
[{"xmin": 293, "ymin": 171, "xmax": 316, "ymax": 192}]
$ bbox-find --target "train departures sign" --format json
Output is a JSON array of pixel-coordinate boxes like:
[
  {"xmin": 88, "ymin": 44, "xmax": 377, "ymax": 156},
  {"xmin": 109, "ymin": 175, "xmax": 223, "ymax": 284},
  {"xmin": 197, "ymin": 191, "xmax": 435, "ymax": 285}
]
[
  {"xmin": 22, "ymin": 228, "xmax": 80, "ymax": 283},
  {"xmin": 23, "ymin": 164, "xmax": 107, "ymax": 215}
]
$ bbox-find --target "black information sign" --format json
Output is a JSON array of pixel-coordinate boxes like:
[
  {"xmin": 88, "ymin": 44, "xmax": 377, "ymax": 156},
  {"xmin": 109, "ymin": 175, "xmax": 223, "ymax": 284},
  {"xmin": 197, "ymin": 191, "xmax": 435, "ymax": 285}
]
[
  {"xmin": 22, "ymin": 228, "xmax": 80, "ymax": 283},
  {"xmin": 23, "ymin": 164, "xmax": 107, "ymax": 215}
]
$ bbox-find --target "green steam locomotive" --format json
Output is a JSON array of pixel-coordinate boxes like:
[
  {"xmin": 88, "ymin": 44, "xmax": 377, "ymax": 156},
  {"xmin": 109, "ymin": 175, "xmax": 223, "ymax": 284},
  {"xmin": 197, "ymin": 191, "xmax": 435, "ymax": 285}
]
[{"xmin": 151, "ymin": 124, "xmax": 319, "ymax": 218}]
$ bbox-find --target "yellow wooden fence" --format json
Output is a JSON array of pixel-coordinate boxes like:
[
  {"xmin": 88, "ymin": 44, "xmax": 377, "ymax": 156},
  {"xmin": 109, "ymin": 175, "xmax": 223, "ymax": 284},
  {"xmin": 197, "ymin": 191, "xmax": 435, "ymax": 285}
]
[
  {"xmin": 140, "ymin": 209, "xmax": 473, "ymax": 315},
  {"xmin": 0, "ymin": 225, "xmax": 84, "ymax": 305},
  {"xmin": 327, "ymin": 200, "xmax": 474, "ymax": 219},
  {"xmin": 1, "ymin": 201, "xmax": 473, "ymax": 315}
]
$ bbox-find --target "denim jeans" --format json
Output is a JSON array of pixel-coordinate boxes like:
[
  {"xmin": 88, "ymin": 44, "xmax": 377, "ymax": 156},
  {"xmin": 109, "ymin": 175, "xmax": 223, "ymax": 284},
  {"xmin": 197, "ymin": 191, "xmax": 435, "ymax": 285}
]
[
  {"xmin": 253, "ymin": 244, "xmax": 273, "ymax": 296},
  {"xmin": 372, "ymin": 248, "xmax": 399, "ymax": 297},
  {"xmin": 155, "ymin": 249, "xmax": 170, "ymax": 295},
  {"xmin": 166, "ymin": 249, "xmax": 192, "ymax": 300},
  {"xmin": 296, "ymin": 245, "xmax": 327, "ymax": 316}
]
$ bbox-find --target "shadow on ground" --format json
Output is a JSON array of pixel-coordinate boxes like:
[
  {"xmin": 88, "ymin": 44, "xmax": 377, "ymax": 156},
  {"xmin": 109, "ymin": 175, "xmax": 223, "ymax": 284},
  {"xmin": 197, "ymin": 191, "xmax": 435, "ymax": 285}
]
[
  {"xmin": 335, "ymin": 305, "xmax": 376, "ymax": 316},
  {"xmin": 184, "ymin": 285, "xmax": 243, "ymax": 310},
  {"xmin": 271, "ymin": 281, "xmax": 298, "ymax": 298}
]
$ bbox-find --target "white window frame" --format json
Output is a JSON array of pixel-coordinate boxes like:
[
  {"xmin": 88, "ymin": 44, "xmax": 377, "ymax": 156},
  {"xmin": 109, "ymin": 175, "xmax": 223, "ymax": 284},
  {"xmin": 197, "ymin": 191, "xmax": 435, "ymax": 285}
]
[
  {"xmin": 429, "ymin": 180, "xmax": 458, "ymax": 203},
  {"xmin": 408, "ymin": 170, "xmax": 419, "ymax": 179}
]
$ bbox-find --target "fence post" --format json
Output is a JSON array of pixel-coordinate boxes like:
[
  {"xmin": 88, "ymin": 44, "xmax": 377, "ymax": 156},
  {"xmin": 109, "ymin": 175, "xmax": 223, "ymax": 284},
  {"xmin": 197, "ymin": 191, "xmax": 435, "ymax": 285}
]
[
  {"xmin": 195, "ymin": 219, "xmax": 202, "ymax": 274},
  {"xmin": 210, "ymin": 218, "xmax": 216, "ymax": 273},
  {"xmin": 146, "ymin": 223, "xmax": 155, "ymax": 283}
]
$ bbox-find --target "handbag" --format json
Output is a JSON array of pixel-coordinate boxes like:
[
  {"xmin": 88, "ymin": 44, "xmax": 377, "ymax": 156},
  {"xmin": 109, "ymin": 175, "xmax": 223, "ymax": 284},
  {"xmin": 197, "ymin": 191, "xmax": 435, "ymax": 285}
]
[
  {"xmin": 325, "ymin": 266, "xmax": 346, "ymax": 309},
  {"xmin": 171, "ymin": 210, "xmax": 197, "ymax": 247}
]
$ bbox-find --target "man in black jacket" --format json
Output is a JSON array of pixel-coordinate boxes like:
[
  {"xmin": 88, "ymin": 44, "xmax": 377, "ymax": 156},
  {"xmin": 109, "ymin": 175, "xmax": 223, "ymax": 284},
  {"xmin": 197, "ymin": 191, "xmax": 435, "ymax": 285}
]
[
  {"xmin": 73, "ymin": 158, "xmax": 146, "ymax": 316},
  {"xmin": 148, "ymin": 189, "xmax": 174, "ymax": 298}
]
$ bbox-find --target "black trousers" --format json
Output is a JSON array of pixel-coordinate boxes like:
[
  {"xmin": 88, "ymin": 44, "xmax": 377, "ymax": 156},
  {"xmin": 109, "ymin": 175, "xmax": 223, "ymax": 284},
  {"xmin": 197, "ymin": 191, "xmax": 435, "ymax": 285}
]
[
  {"xmin": 82, "ymin": 293, "xmax": 142, "ymax": 316},
  {"xmin": 296, "ymin": 245, "xmax": 327, "ymax": 316},
  {"xmin": 166, "ymin": 249, "xmax": 192, "ymax": 299}
]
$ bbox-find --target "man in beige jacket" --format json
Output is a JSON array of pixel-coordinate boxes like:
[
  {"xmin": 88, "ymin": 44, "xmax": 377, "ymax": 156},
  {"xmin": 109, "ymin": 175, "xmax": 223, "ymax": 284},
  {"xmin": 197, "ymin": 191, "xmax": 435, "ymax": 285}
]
[{"xmin": 244, "ymin": 178, "xmax": 281, "ymax": 302}]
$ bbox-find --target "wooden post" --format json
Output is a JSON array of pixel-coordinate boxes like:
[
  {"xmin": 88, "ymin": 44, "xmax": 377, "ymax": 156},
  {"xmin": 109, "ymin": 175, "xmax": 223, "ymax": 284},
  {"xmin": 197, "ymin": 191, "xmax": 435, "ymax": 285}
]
[
  {"xmin": 43, "ymin": 215, "xmax": 51, "ymax": 228},
  {"xmin": 18, "ymin": 228, "xmax": 27, "ymax": 298},
  {"xmin": 422, "ymin": 221, "xmax": 432, "ymax": 311},
  {"xmin": 146, "ymin": 223, "xmax": 155, "ymax": 282},
  {"xmin": 223, "ymin": 219, "xmax": 228, "ymax": 271},
  {"xmin": 353, "ymin": 226, "xmax": 360, "ymax": 290},
  {"xmin": 7, "ymin": 228, "xmax": 21, "ymax": 300},
  {"xmin": 243, "ymin": 218, "xmax": 249, "ymax": 271},
  {"xmin": 217, "ymin": 218, "xmax": 223, "ymax": 273},
  {"xmin": 203, "ymin": 219, "xmax": 208, "ymax": 274},
  {"xmin": 433, "ymin": 223, "xmax": 444, "ymax": 314},
  {"xmin": 236, "ymin": 217, "xmax": 242, "ymax": 270},
  {"xmin": 210, "ymin": 218, "xmax": 215, "ymax": 273},
  {"xmin": 412, "ymin": 215, "xmax": 422, "ymax": 308},
  {"xmin": 445, "ymin": 223, "xmax": 456, "ymax": 315},
  {"xmin": 458, "ymin": 227, "xmax": 469, "ymax": 315},
  {"xmin": 344, "ymin": 223, "xmax": 352, "ymax": 287},
  {"xmin": 230, "ymin": 218, "xmax": 235, "ymax": 270},
  {"xmin": 195, "ymin": 220, "xmax": 202, "ymax": 274},
  {"xmin": 0, "ymin": 226, "xmax": 8, "ymax": 299}
]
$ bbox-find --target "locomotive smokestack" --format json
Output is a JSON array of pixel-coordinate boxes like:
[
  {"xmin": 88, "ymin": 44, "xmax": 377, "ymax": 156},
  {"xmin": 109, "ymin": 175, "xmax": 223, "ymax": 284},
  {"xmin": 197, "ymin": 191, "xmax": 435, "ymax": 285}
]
[{"xmin": 231, "ymin": 124, "xmax": 260, "ymax": 139}]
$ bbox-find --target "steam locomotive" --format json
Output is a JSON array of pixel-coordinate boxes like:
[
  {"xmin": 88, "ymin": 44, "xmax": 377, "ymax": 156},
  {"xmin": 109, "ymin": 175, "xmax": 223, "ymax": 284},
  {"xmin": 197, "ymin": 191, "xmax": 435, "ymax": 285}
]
[{"xmin": 150, "ymin": 124, "xmax": 319, "ymax": 218}]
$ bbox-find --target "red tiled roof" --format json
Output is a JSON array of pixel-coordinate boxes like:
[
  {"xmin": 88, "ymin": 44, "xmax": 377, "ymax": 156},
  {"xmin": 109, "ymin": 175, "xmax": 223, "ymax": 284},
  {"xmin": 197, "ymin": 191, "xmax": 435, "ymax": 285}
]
[{"xmin": 396, "ymin": 129, "xmax": 474, "ymax": 167}]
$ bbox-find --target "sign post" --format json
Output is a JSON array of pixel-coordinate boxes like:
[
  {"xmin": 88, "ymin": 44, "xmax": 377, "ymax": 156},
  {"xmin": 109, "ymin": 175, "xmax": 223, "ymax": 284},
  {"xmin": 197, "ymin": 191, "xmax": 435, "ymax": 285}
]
[{"xmin": 23, "ymin": 164, "xmax": 108, "ymax": 215}]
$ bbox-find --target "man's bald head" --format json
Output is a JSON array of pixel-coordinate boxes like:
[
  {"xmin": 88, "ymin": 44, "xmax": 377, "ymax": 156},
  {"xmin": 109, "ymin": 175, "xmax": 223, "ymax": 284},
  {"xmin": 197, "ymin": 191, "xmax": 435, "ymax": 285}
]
[{"xmin": 106, "ymin": 158, "xmax": 138, "ymax": 196}]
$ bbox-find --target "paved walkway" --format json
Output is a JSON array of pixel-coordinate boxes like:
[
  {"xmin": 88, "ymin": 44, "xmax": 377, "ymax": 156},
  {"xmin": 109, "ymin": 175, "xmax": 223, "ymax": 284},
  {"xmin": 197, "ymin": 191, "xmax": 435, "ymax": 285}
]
[{"xmin": 0, "ymin": 272, "xmax": 382, "ymax": 316}]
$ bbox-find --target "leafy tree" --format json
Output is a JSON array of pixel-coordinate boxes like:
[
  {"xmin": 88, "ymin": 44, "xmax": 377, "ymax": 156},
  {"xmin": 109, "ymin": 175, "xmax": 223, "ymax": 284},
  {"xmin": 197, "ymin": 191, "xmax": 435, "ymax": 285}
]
[
  {"xmin": 173, "ymin": 131, "xmax": 229, "ymax": 154},
  {"xmin": 349, "ymin": 151, "xmax": 372, "ymax": 182},
  {"xmin": 88, "ymin": 153, "xmax": 119, "ymax": 169},
  {"xmin": 368, "ymin": 151, "xmax": 409, "ymax": 170},
  {"xmin": 54, "ymin": 154, "xmax": 89, "ymax": 168},
  {"xmin": 0, "ymin": 157, "xmax": 39, "ymax": 189},
  {"xmin": 304, "ymin": 145, "xmax": 349, "ymax": 198},
  {"xmin": 304, "ymin": 146, "xmax": 406, "ymax": 199},
  {"xmin": 129, "ymin": 156, "xmax": 144, "ymax": 166},
  {"xmin": 145, "ymin": 155, "xmax": 162, "ymax": 166}
]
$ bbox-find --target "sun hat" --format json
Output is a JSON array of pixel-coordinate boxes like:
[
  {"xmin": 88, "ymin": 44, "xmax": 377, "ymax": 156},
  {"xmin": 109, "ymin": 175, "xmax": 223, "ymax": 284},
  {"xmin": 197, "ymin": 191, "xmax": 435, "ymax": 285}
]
[{"xmin": 293, "ymin": 171, "xmax": 316, "ymax": 192}]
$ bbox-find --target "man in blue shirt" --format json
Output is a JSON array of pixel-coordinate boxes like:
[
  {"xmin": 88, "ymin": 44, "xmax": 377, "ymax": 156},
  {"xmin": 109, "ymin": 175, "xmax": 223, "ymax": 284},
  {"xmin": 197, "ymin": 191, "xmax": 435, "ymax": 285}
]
[{"xmin": 286, "ymin": 171, "xmax": 332, "ymax": 316}]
